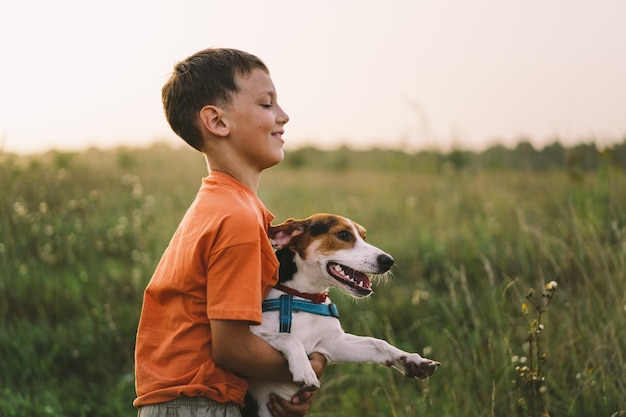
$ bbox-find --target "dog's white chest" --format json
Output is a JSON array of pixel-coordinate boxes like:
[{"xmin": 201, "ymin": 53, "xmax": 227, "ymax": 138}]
[{"xmin": 254, "ymin": 301, "xmax": 344, "ymax": 354}]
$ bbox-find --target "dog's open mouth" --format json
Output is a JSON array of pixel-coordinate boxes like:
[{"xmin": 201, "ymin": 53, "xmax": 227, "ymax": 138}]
[{"xmin": 327, "ymin": 262, "xmax": 372, "ymax": 296}]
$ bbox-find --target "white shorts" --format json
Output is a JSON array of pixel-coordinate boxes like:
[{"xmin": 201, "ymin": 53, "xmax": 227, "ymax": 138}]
[{"xmin": 137, "ymin": 397, "xmax": 241, "ymax": 417}]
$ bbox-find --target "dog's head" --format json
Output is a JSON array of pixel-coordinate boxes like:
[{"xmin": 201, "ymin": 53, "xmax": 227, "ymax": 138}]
[{"xmin": 268, "ymin": 213, "xmax": 394, "ymax": 298}]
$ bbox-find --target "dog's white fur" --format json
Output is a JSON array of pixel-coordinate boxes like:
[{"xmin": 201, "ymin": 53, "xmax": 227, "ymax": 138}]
[{"xmin": 247, "ymin": 213, "xmax": 440, "ymax": 417}]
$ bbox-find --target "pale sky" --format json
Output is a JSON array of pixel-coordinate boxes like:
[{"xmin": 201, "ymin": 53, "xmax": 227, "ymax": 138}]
[{"xmin": 1, "ymin": 0, "xmax": 625, "ymax": 154}]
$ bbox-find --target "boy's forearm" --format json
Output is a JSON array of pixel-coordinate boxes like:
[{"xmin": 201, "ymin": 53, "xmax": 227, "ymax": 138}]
[
  {"xmin": 211, "ymin": 319, "xmax": 294, "ymax": 381},
  {"xmin": 308, "ymin": 352, "xmax": 326, "ymax": 378}
]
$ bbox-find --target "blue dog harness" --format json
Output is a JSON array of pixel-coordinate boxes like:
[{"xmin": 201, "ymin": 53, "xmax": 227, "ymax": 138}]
[{"xmin": 262, "ymin": 293, "xmax": 340, "ymax": 333}]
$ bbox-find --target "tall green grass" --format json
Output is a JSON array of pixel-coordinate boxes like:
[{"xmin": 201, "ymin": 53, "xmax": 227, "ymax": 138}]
[{"xmin": 1, "ymin": 145, "xmax": 624, "ymax": 416}]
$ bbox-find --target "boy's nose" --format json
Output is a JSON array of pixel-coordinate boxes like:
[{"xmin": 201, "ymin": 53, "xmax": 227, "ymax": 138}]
[{"xmin": 276, "ymin": 105, "xmax": 289, "ymax": 125}]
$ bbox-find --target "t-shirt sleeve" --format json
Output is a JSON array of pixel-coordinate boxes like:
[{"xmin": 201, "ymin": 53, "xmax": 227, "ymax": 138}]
[{"xmin": 205, "ymin": 240, "xmax": 266, "ymax": 323}]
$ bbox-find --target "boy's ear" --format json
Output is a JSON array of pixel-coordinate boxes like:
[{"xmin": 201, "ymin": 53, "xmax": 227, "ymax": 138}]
[{"xmin": 199, "ymin": 105, "xmax": 229, "ymax": 137}]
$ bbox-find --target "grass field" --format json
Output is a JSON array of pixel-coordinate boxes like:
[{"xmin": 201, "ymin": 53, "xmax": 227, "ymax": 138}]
[{"xmin": 1, "ymin": 144, "xmax": 625, "ymax": 416}]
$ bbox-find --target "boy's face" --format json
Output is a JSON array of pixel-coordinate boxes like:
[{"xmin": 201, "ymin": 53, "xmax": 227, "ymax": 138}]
[{"xmin": 224, "ymin": 68, "xmax": 289, "ymax": 171}]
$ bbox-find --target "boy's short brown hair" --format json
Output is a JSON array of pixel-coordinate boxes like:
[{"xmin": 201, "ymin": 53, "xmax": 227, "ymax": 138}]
[{"xmin": 162, "ymin": 48, "xmax": 269, "ymax": 151}]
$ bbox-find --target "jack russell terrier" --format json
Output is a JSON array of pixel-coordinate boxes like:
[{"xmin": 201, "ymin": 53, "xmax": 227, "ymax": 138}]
[{"xmin": 244, "ymin": 213, "xmax": 440, "ymax": 417}]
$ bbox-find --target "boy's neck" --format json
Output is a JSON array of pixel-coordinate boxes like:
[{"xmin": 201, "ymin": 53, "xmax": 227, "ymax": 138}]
[{"xmin": 205, "ymin": 156, "xmax": 261, "ymax": 193}]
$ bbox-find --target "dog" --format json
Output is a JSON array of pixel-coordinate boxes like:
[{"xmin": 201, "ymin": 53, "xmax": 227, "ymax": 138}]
[{"xmin": 244, "ymin": 213, "xmax": 440, "ymax": 417}]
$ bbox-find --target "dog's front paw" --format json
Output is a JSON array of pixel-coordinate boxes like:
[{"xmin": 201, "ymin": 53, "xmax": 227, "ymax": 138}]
[
  {"xmin": 289, "ymin": 361, "xmax": 320, "ymax": 391},
  {"xmin": 401, "ymin": 354, "xmax": 440, "ymax": 379}
]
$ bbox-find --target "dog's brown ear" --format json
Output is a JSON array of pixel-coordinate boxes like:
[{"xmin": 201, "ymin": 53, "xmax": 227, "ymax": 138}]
[{"xmin": 269, "ymin": 218, "xmax": 306, "ymax": 250}]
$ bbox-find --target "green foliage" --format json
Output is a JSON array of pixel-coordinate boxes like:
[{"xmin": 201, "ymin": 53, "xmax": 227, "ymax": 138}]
[
  {"xmin": 513, "ymin": 282, "xmax": 558, "ymax": 417},
  {"xmin": 1, "ymin": 143, "xmax": 625, "ymax": 416}
]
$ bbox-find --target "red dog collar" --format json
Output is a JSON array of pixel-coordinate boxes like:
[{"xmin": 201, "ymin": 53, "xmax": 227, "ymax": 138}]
[{"xmin": 274, "ymin": 283, "xmax": 328, "ymax": 304}]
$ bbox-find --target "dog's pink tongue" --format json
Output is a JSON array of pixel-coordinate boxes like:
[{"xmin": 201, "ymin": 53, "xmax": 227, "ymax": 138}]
[{"xmin": 354, "ymin": 272, "xmax": 371, "ymax": 288}]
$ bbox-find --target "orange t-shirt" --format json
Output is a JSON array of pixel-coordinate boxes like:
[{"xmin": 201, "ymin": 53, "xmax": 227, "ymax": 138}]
[{"xmin": 133, "ymin": 172, "xmax": 279, "ymax": 408}]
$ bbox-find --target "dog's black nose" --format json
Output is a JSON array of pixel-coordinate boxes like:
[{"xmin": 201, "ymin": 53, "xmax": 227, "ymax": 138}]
[{"xmin": 377, "ymin": 253, "xmax": 395, "ymax": 270}]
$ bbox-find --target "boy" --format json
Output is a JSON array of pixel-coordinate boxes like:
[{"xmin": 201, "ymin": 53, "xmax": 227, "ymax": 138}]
[{"xmin": 134, "ymin": 48, "xmax": 325, "ymax": 417}]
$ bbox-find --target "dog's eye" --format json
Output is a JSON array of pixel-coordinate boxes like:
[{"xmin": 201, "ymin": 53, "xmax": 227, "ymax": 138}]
[{"xmin": 336, "ymin": 230, "xmax": 353, "ymax": 242}]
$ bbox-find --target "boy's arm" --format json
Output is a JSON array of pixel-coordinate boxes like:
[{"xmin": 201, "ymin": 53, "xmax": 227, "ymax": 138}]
[
  {"xmin": 211, "ymin": 319, "xmax": 294, "ymax": 380},
  {"xmin": 211, "ymin": 320, "xmax": 326, "ymax": 416}
]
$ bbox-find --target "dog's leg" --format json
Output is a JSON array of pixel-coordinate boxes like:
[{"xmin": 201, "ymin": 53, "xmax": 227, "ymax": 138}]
[
  {"xmin": 319, "ymin": 333, "xmax": 440, "ymax": 379},
  {"xmin": 258, "ymin": 332, "xmax": 320, "ymax": 390}
]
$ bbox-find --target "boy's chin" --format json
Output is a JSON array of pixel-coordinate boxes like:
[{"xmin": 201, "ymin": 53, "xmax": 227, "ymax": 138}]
[
  {"xmin": 272, "ymin": 150, "xmax": 285, "ymax": 165},
  {"xmin": 262, "ymin": 152, "xmax": 284, "ymax": 170}
]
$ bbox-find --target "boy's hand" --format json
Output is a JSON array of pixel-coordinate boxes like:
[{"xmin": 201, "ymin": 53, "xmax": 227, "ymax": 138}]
[
  {"xmin": 267, "ymin": 391, "xmax": 314, "ymax": 417},
  {"xmin": 266, "ymin": 352, "xmax": 327, "ymax": 417}
]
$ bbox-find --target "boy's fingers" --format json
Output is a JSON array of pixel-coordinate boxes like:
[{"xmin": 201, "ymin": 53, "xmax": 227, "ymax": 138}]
[
  {"xmin": 268, "ymin": 393, "xmax": 310, "ymax": 417},
  {"xmin": 291, "ymin": 389, "xmax": 315, "ymax": 405}
]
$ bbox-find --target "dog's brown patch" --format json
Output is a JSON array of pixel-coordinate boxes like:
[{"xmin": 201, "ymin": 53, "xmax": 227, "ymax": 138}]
[
  {"xmin": 270, "ymin": 213, "xmax": 368, "ymax": 261},
  {"xmin": 305, "ymin": 214, "xmax": 365, "ymax": 258}
]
